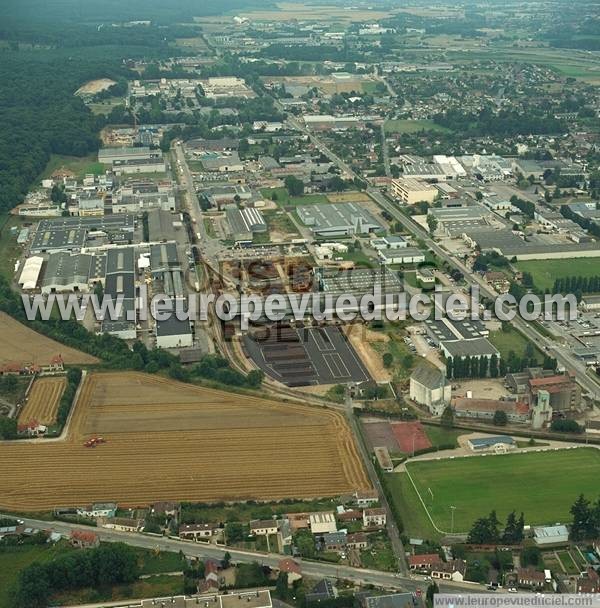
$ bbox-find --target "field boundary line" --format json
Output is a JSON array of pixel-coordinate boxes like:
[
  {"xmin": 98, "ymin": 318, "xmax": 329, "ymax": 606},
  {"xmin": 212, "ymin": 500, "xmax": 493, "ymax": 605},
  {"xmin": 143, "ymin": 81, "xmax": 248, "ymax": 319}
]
[{"xmin": 404, "ymin": 463, "xmax": 468, "ymax": 536}]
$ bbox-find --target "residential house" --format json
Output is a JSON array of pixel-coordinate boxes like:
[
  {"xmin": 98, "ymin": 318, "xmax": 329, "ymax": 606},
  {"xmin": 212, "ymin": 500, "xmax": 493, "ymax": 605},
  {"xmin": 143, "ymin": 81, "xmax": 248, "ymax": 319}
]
[
  {"xmin": 77, "ymin": 503, "xmax": 117, "ymax": 518},
  {"xmin": 347, "ymin": 532, "xmax": 369, "ymax": 550},
  {"xmin": 179, "ymin": 523, "xmax": 216, "ymax": 541},
  {"xmin": 517, "ymin": 567, "xmax": 545, "ymax": 590},
  {"xmin": 305, "ymin": 580, "xmax": 337, "ymax": 603},
  {"xmin": 577, "ymin": 568, "xmax": 600, "ymax": 593},
  {"xmin": 250, "ymin": 519, "xmax": 278, "ymax": 536},
  {"xmin": 199, "ymin": 559, "xmax": 221, "ymax": 593},
  {"xmin": 103, "ymin": 517, "xmax": 143, "ymax": 532},
  {"xmin": 362, "ymin": 593, "xmax": 416, "ymax": 608},
  {"xmin": 355, "ymin": 490, "xmax": 379, "ymax": 507},
  {"xmin": 338, "ymin": 509, "xmax": 363, "ymax": 524},
  {"xmin": 70, "ymin": 530, "xmax": 100, "ymax": 549},
  {"xmin": 279, "ymin": 558, "xmax": 302, "ymax": 584},
  {"xmin": 431, "ymin": 559, "xmax": 467, "ymax": 582},
  {"xmin": 408, "ymin": 553, "xmax": 443, "ymax": 571},
  {"xmin": 363, "ymin": 508, "xmax": 386, "ymax": 528},
  {"xmin": 320, "ymin": 531, "xmax": 348, "ymax": 552}
]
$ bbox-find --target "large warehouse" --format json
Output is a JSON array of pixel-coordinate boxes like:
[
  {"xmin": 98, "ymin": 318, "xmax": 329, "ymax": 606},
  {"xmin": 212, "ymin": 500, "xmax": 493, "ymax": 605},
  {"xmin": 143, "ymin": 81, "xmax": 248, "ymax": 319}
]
[{"xmin": 297, "ymin": 203, "xmax": 382, "ymax": 238}]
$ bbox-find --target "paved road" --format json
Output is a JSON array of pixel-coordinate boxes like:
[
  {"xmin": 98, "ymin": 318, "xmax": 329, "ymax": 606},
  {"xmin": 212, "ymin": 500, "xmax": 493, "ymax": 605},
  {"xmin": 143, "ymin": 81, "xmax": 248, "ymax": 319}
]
[
  {"xmin": 4, "ymin": 515, "xmax": 490, "ymax": 595},
  {"xmin": 344, "ymin": 397, "xmax": 408, "ymax": 575}
]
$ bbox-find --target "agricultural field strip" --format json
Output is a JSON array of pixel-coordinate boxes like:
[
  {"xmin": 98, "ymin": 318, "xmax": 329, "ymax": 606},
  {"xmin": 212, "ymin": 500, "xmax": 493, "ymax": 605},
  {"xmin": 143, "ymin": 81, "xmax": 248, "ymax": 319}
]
[
  {"xmin": 0, "ymin": 372, "xmax": 370, "ymax": 510},
  {"xmin": 18, "ymin": 377, "xmax": 66, "ymax": 426}
]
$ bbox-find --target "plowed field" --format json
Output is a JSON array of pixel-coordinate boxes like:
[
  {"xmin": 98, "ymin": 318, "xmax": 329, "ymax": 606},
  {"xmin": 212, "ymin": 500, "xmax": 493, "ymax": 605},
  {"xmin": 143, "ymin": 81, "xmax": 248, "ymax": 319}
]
[
  {"xmin": 0, "ymin": 372, "xmax": 370, "ymax": 510},
  {"xmin": 18, "ymin": 377, "xmax": 66, "ymax": 426}
]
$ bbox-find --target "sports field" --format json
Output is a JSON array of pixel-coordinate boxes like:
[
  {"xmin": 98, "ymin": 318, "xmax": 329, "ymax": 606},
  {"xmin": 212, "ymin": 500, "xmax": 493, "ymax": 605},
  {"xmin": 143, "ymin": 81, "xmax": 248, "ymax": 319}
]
[
  {"xmin": 0, "ymin": 372, "xmax": 370, "ymax": 511},
  {"xmin": 403, "ymin": 448, "xmax": 600, "ymax": 534},
  {"xmin": 516, "ymin": 259, "xmax": 600, "ymax": 291}
]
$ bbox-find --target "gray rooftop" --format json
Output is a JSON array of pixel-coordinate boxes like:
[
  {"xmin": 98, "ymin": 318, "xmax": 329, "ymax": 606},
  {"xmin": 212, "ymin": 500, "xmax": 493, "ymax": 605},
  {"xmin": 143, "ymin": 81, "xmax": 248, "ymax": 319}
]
[
  {"xmin": 441, "ymin": 337, "xmax": 500, "ymax": 358},
  {"xmin": 411, "ymin": 364, "xmax": 449, "ymax": 390},
  {"xmin": 297, "ymin": 203, "xmax": 382, "ymax": 235}
]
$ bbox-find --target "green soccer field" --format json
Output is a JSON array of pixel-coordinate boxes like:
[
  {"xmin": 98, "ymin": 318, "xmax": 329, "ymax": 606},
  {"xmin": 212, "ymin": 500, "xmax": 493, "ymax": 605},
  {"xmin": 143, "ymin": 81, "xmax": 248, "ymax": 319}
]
[{"xmin": 403, "ymin": 448, "xmax": 600, "ymax": 534}]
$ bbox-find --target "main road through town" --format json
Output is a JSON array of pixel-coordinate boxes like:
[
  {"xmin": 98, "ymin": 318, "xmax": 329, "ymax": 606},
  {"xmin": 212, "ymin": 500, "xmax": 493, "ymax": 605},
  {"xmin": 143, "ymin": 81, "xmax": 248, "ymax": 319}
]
[{"xmin": 3, "ymin": 514, "xmax": 494, "ymax": 596}]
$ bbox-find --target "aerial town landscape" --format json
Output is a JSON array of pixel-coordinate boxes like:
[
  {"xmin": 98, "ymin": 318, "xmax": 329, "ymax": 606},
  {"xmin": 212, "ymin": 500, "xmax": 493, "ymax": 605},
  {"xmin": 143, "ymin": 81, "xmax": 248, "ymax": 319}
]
[{"xmin": 1, "ymin": 0, "xmax": 600, "ymax": 606}]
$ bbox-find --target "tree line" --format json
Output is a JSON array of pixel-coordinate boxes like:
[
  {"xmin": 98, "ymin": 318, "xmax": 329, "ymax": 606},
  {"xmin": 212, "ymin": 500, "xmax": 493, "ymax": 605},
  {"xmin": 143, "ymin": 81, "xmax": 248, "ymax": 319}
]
[
  {"xmin": 12, "ymin": 542, "xmax": 138, "ymax": 608},
  {"xmin": 570, "ymin": 494, "xmax": 600, "ymax": 541}
]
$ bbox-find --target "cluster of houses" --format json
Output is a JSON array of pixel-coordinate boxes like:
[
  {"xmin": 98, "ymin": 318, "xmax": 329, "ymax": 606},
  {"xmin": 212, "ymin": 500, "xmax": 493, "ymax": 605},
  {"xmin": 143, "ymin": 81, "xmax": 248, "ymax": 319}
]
[
  {"xmin": 0, "ymin": 354, "xmax": 64, "ymax": 377},
  {"xmin": 178, "ymin": 490, "xmax": 386, "ymax": 558}
]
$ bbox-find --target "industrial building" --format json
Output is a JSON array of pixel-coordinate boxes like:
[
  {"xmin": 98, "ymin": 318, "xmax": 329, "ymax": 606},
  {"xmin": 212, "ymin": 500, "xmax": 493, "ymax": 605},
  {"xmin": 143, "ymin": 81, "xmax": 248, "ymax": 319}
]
[
  {"xmin": 112, "ymin": 157, "xmax": 166, "ymax": 175},
  {"xmin": 98, "ymin": 146, "xmax": 162, "ymax": 165},
  {"xmin": 149, "ymin": 243, "xmax": 192, "ymax": 349},
  {"xmin": 18, "ymin": 257, "xmax": 44, "ymax": 291},
  {"xmin": 225, "ymin": 206, "xmax": 268, "ymax": 244},
  {"xmin": 101, "ymin": 247, "xmax": 137, "ymax": 340},
  {"xmin": 154, "ymin": 304, "xmax": 193, "ymax": 349},
  {"xmin": 371, "ymin": 235, "xmax": 408, "ymax": 250},
  {"xmin": 440, "ymin": 337, "xmax": 500, "ymax": 362},
  {"xmin": 41, "ymin": 252, "xmax": 101, "ymax": 295},
  {"xmin": 391, "ymin": 178, "xmax": 438, "ymax": 205},
  {"xmin": 378, "ymin": 248, "xmax": 425, "ymax": 265},
  {"xmin": 428, "ymin": 205, "xmax": 491, "ymax": 237},
  {"xmin": 409, "ymin": 364, "xmax": 451, "ymax": 416},
  {"xmin": 453, "ymin": 398, "xmax": 529, "ymax": 423},
  {"xmin": 297, "ymin": 203, "xmax": 382, "ymax": 238},
  {"xmin": 30, "ymin": 215, "xmax": 136, "ymax": 254},
  {"xmin": 463, "ymin": 228, "xmax": 600, "ymax": 261}
]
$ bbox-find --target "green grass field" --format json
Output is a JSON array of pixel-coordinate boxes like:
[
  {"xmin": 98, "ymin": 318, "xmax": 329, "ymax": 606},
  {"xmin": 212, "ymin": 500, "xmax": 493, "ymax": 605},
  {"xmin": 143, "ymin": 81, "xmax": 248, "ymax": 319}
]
[
  {"xmin": 403, "ymin": 448, "xmax": 600, "ymax": 534},
  {"xmin": 517, "ymin": 259, "xmax": 600, "ymax": 291},
  {"xmin": 41, "ymin": 154, "xmax": 108, "ymax": 180},
  {"xmin": 488, "ymin": 325, "xmax": 544, "ymax": 360},
  {"xmin": 384, "ymin": 119, "xmax": 451, "ymax": 134}
]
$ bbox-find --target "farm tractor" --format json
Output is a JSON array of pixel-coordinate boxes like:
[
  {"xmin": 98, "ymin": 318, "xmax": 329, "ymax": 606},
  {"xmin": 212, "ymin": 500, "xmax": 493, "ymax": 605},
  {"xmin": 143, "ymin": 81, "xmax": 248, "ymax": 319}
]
[{"xmin": 83, "ymin": 436, "xmax": 107, "ymax": 448}]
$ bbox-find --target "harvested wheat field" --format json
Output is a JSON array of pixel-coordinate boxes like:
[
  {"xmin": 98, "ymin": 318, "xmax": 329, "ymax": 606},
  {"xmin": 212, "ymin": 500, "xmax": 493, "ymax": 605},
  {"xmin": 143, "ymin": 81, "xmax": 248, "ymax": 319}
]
[
  {"xmin": 18, "ymin": 377, "xmax": 67, "ymax": 427},
  {"xmin": 0, "ymin": 312, "xmax": 98, "ymax": 366},
  {"xmin": 0, "ymin": 372, "xmax": 370, "ymax": 511}
]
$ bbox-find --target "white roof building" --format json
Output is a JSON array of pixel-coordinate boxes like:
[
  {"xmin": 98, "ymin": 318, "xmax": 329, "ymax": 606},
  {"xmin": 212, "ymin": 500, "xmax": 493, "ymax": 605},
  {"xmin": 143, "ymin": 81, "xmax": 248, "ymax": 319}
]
[{"xmin": 18, "ymin": 256, "xmax": 44, "ymax": 290}]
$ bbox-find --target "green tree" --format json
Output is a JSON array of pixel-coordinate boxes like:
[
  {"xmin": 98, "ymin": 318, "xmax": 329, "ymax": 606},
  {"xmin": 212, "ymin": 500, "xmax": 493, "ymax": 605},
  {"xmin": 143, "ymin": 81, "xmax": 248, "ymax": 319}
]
[
  {"xmin": 441, "ymin": 405, "xmax": 454, "ymax": 428},
  {"xmin": 425, "ymin": 581, "xmax": 439, "ymax": 608},
  {"xmin": 284, "ymin": 175, "xmax": 304, "ymax": 197},
  {"xmin": 426, "ymin": 214, "xmax": 438, "ymax": 234},
  {"xmin": 493, "ymin": 410, "xmax": 508, "ymax": 426},
  {"xmin": 382, "ymin": 352, "xmax": 393, "ymax": 368}
]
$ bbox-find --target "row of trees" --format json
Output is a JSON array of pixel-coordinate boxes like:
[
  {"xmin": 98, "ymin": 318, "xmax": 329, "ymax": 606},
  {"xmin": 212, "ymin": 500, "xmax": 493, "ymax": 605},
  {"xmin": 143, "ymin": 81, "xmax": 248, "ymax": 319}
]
[
  {"xmin": 570, "ymin": 494, "xmax": 600, "ymax": 541},
  {"xmin": 56, "ymin": 368, "xmax": 82, "ymax": 429},
  {"xmin": 552, "ymin": 275, "xmax": 600, "ymax": 295},
  {"xmin": 446, "ymin": 354, "xmax": 500, "ymax": 379},
  {"xmin": 13, "ymin": 543, "xmax": 138, "ymax": 608},
  {"xmin": 467, "ymin": 510, "xmax": 525, "ymax": 545},
  {"xmin": 561, "ymin": 204, "xmax": 600, "ymax": 239}
]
